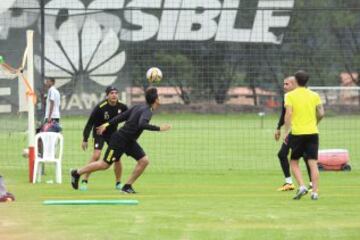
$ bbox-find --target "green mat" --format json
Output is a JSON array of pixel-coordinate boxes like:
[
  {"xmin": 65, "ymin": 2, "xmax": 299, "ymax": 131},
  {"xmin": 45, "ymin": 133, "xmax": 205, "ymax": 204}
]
[{"xmin": 43, "ymin": 200, "xmax": 139, "ymax": 205}]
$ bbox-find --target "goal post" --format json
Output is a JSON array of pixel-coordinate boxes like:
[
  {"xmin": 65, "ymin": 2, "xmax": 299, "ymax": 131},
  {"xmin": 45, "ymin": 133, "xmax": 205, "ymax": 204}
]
[
  {"xmin": 309, "ymin": 86, "xmax": 360, "ymax": 107},
  {"xmin": 0, "ymin": 30, "xmax": 36, "ymax": 181},
  {"xmin": 26, "ymin": 30, "xmax": 36, "ymax": 183}
]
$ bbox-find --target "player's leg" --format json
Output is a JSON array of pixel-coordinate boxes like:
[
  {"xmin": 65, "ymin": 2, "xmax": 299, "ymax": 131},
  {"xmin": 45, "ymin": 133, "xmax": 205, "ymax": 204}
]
[
  {"xmin": 303, "ymin": 154, "xmax": 312, "ymax": 190},
  {"xmin": 307, "ymin": 160, "xmax": 319, "ymax": 199},
  {"xmin": 79, "ymin": 137, "xmax": 104, "ymax": 190},
  {"xmin": 277, "ymin": 139, "xmax": 294, "ymax": 191},
  {"xmin": 124, "ymin": 156, "xmax": 149, "ymax": 185},
  {"xmin": 80, "ymin": 149, "xmax": 101, "ymax": 190},
  {"xmin": 304, "ymin": 134, "xmax": 320, "ymax": 200},
  {"xmin": 0, "ymin": 175, "xmax": 7, "ymax": 196},
  {"xmin": 104, "ymin": 137, "xmax": 123, "ymax": 190},
  {"xmin": 0, "ymin": 176, "xmax": 15, "ymax": 202},
  {"xmin": 122, "ymin": 142, "xmax": 148, "ymax": 194},
  {"xmin": 114, "ymin": 160, "xmax": 123, "ymax": 189},
  {"xmin": 290, "ymin": 135, "xmax": 308, "ymax": 200},
  {"xmin": 70, "ymin": 147, "xmax": 114, "ymax": 190}
]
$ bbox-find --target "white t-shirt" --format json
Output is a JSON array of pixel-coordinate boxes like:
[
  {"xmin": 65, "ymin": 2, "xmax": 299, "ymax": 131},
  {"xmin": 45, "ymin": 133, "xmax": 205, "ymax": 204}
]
[{"xmin": 45, "ymin": 86, "xmax": 61, "ymax": 119}]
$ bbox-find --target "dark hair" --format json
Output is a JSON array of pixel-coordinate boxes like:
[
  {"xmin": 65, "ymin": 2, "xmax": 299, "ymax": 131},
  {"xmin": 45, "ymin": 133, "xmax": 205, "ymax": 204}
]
[
  {"xmin": 145, "ymin": 87, "xmax": 158, "ymax": 105},
  {"xmin": 294, "ymin": 70, "xmax": 309, "ymax": 86},
  {"xmin": 46, "ymin": 77, "xmax": 55, "ymax": 84},
  {"xmin": 105, "ymin": 86, "xmax": 118, "ymax": 95}
]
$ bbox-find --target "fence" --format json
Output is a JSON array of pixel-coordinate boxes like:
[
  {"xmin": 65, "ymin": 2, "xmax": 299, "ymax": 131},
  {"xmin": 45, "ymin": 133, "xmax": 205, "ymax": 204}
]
[{"xmin": 0, "ymin": 0, "xmax": 359, "ymax": 172}]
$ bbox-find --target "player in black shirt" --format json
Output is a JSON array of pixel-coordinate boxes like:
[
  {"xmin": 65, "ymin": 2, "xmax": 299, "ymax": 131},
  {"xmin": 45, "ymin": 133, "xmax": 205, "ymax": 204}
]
[
  {"xmin": 274, "ymin": 76, "xmax": 311, "ymax": 191},
  {"xmin": 80, "ymin": 86, "xmax": 128, "ymax": 191},
  {"xmin": 71, "ymin": 87, "xmax": 171, "ymax": 193}
]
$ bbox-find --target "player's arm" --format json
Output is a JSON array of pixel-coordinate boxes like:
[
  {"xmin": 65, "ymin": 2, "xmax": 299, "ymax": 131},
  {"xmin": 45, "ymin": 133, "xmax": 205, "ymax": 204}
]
[
  {"xmin": 120, "ymin": 102, "xmax": 128, "ymax": 112},
  {"xmin": 138, "ymin": 111, "xmax": 171, "ymax": 132},
  {"xmin": 47, "ymin": 89, "xmax": 55, "ymax": 123},
  {"xmin": 275, "ymin": 100, "xmax": 285, "ymax": 141},
  {"xmin": 96, "ymin": 108, "xmax": 132, "ymax": 135},
  {"xmin": 284, "ymin": 105, "xmax": 292, "ymax": 137},
  {"xmin": 48, "ymin": 100, "xmax": 54, "ymax": 123},
  {"xmin": 315, "ymin": 94, "xmax": 324, "ymax": 124},
  {"xmin": 82, "ymin": 106, "xmax": 98, "ymax": 150},
  {"xmin": 316, "ymin": 104, "xmax": 325, "ymax": 124},
  {"xmin": 283, "ymin": 93, "xmax": 293, "ymax": 139}
]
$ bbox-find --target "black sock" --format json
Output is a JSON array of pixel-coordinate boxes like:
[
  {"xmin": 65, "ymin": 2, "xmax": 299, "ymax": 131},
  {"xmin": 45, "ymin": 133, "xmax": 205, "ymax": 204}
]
[
  {"xmin": 123, "ymin": 184, "xmax": 131, "ymax": 188},
  {"xmin": 278, "ymin": 144, "xmax": 291, "ymax": 178},
  {"xmin": 82, "ymin": 179, "xmax": 88, "ymax": 184}
]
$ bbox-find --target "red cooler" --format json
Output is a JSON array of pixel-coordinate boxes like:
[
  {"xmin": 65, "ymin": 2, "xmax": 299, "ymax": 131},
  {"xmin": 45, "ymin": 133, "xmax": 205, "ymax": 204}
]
[{"xmin": 318, "ymin": 149, "xmax": 351, "ymax": 171}]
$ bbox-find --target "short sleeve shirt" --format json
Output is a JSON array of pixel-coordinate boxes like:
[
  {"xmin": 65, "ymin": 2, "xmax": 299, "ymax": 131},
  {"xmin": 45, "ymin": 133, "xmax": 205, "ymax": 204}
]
[
  {"xmin": 284, "ymin": 87, "xmax": 321, "ymax": 135},
  {"xmin": 45, "ymin": 86, "xmax": 61, "ymax": 119}
]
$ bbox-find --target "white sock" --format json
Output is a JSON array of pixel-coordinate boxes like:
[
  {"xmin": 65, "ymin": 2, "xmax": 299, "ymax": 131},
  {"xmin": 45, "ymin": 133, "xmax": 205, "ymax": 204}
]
[
  {"xmin": 309, "ymin": 182, "xmax": 313, "ymax": 187},
  {"xmin": 285, "ymin": 177, "xmax": 293, "ymax": 184},
  {"xmin": 299, "ymin": 185, "xmax": 307, "ymax": 191}
]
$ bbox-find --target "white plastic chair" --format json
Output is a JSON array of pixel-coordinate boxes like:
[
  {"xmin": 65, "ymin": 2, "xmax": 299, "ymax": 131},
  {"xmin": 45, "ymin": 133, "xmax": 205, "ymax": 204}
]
[{"xmin": 33, "ymin": 132, "xmax": 64, "ymax": 184}]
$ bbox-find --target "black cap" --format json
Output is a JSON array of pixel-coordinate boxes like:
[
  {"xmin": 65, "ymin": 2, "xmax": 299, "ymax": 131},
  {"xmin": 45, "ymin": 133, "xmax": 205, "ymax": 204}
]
[{"xmin": 105, "ymin": 86, "xmax": 118, "ymax": 95}]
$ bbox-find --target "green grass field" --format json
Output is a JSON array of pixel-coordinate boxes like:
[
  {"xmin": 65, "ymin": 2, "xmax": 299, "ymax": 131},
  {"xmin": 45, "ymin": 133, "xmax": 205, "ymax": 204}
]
[{"xmin": 1, "ymin": 114, "xmax": 360, "ymax": 239}]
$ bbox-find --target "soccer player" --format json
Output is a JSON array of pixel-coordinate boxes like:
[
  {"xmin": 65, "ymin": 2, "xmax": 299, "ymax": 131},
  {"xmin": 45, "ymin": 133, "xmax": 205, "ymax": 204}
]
[
  {"xmin": 275, "ymin": 76, "xmax": 312, "ymax": 191},
  {"xmin": 284, "ymin": 70, "xmax": 325, "ymax": 200},
  {"xmin": 71, "ymin": 87, "xmax": 171, "ymax": 193},
  {"xmin": 81, "ymin": 86, "xmax": 128, "ymax": 190},
  {"xmin": 44, "ymin": 77, "xmax": 61, "ymax": 123}
]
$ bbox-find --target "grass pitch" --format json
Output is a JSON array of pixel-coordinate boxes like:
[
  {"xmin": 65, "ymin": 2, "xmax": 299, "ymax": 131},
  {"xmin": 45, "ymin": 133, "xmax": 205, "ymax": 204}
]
[{"xmin": 1, "ymin": 114, "xmax": 359, "ymax": 239}]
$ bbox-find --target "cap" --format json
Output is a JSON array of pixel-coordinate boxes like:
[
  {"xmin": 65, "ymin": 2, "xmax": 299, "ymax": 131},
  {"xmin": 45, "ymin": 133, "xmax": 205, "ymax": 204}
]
[{"xmin": 105, "ymin": 86, "xmax": 118, "ymax": 95}]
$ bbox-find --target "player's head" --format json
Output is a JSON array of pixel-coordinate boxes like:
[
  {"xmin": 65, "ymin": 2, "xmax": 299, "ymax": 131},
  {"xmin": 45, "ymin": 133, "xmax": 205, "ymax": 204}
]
[
  {"xmin": 283, "ymin": 76, "xmax": 297, "ymax": 93},
  {"xmin": 45, "ymin": 77, "xmax": 55, "ymax": 87},
  {"xmin": 145, "ymin": 87, "xmax": 159, "ymax": 108},
  {"xmin": 294, "ymin": 70, "xmax": 309, "ymax": 86},
  {"xmin": 105, "ymin": 86, "xmax": 119, "ymax": 104}
]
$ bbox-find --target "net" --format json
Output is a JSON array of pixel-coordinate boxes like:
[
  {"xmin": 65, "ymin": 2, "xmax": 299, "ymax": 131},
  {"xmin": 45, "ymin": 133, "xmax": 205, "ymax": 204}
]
[{"xmin": 0, "ymin": 0, "xmax": 359, "ymax": 171}]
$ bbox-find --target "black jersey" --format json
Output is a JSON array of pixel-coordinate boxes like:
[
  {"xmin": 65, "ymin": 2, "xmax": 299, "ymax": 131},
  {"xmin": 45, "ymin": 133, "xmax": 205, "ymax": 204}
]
[
  {"xmin": 108, "ymin": 104, "xmax": 160, "ymax": 140},
  {"xmin": 83, "ymin": 100, "xmax": 128, "ymax": 141}
]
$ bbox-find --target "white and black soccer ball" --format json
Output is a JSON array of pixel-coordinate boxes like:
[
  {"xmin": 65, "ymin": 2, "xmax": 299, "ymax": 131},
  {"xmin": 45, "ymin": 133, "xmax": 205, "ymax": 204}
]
[{"xmin": 146, "ymin": 67, "xmax": 163, "ymax": 83}]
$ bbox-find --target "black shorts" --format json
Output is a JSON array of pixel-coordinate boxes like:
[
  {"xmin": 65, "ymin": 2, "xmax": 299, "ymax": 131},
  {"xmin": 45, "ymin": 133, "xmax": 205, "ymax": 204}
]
[
  {"xmin": 289, "ymin": 134, "xmax": 319, "ymax": 160},
  {"xmin": 278, "ymin": 134, "xmax": 308, "ymax": 160},
  {"xmin": 93, "ymin": 135, "xmax": 110, "ymax": 150},
  {"xmin": 103, "ymin": 132, "xmax": 145, "ymax": 164}
]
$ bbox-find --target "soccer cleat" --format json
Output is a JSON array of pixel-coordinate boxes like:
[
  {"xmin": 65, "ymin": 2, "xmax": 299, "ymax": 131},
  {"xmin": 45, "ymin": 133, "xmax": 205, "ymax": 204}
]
[
  {"xmin": 311, "ymin": 193, "xmax": 319, "ymax": 200},
  {"xmin": 115, "ymin": 182, "xmax": 122, "ymax": 190},
  {"xmin": 277, "ymin": 183, "xmax": 295, "ymax": 191},
  {"xmin": 121, "ymin": 184, "xmax": 136, "ymax": 194},
  {"xmin": 70, "ymin": 169, "xmax": 80, "ymax": 190},
  {"xmin": 308, "ymin": 184, "xmax": 313, "ymax": 192},
  {"xmin": 293, "ymin": 188, "xmax": 308, "ymax": 200}
]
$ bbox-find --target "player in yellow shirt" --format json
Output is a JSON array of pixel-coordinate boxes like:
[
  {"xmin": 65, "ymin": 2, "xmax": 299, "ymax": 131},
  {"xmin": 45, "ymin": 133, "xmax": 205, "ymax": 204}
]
[
  {"xmin": 275, "ymin": 76, "xmax": 312, "ymax": 191},
  {"xmin": 284, "ymin": 70, "xmax": 325, "ymax": 200}
]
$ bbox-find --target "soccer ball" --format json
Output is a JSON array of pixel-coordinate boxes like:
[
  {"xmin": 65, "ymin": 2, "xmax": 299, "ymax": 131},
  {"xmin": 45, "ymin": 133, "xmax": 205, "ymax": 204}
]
[{"xmin": 146, "ymin": 67, "xmax": 163, "ymax": 83}]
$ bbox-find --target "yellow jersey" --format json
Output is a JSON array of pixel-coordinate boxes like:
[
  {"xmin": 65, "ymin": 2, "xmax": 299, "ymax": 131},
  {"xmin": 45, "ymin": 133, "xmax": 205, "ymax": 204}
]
[{"xmin": 284, "ymin": 87, "xmax": 322, "ymax": 135}]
